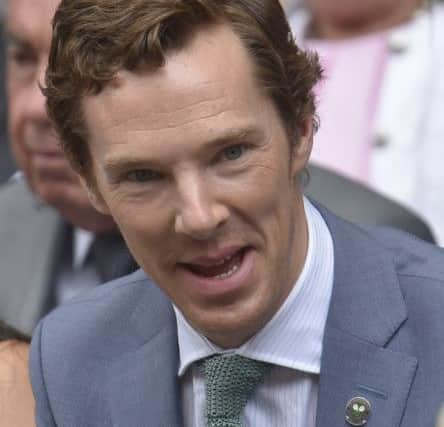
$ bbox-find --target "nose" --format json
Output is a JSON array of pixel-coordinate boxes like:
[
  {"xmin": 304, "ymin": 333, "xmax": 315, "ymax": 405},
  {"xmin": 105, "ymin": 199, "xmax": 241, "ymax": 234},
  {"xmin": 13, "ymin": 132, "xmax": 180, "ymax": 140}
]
[{"xmin": 174, "ymin": 174, "xmax": 229, "ymax": 240}]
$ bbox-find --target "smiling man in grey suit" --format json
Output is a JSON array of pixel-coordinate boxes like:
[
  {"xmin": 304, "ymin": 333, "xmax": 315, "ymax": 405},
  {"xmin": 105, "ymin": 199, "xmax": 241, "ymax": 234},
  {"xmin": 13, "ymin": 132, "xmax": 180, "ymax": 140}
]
[
  {"xmin": 0, "ymin": 0, "xmax": 137, "ymax": 334},
  {"xmin": 30, "ymin": 1, "xmax": 444, "ymax": 426}
]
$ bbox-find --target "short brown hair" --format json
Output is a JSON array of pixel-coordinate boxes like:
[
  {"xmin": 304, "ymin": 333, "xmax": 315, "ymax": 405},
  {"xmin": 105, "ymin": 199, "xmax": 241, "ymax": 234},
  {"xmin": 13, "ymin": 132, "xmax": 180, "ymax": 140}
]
[{"xmin": 44, "ymin": 0, "xmax": 321, "ymax": 179}]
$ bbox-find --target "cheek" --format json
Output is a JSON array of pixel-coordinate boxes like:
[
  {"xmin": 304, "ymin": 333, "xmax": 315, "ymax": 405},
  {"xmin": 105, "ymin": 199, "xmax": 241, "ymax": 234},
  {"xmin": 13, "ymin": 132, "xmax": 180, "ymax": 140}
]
[
  {"xmin": 233, "ymin": 155, "xmax": 294, "ymax": 224},
  {"xmin": 225, "ymin": 164, "xmax": 297, "ymax": 281},
  {"xmin": 105, "ymin": 195, "xmax": 171, "ymax": 255},
  {"xmin": 7, "ymin": 78, "xmax": 23, "ymax": 129},
  {"xmin": 8, "ymin": 99, "xmax": 21, "ymax": 141},
  {"xmin": 7, "ymin": 86, "xmax": 28, "ymax": 166}
]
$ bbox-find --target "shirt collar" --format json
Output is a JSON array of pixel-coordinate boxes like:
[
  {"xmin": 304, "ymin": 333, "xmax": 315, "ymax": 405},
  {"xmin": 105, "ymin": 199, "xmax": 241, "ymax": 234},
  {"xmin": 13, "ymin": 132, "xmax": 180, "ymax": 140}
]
[
  {"xmin": 73, "ymin": 228, "xmax": 95, "ymax": 269},
  {"xmin": 174, "ymin": 197, "xmax": 334, "ymax": 377}
]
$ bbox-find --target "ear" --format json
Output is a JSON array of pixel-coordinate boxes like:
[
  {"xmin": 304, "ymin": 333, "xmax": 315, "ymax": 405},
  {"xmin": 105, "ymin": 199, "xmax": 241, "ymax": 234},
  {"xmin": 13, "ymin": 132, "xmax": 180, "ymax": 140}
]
[
  {"xmin": 291, "ymin": 116, "xmax": 314, "ymax": 177},
  {"xmin": 78, "ymin": 174, "xmax": 111, "ymax": 215}
]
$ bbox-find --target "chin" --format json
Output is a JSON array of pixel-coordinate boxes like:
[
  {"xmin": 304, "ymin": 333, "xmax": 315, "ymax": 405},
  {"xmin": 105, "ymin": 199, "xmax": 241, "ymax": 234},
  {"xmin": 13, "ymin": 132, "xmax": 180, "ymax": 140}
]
[{"xmin": 190, "ymin": 298, "xmax": 272, "ymax": 349}]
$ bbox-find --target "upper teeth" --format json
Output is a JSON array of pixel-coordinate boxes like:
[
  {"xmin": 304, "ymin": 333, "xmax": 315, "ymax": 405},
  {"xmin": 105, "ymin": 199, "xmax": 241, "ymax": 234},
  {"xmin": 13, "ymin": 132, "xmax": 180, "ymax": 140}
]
[{"xmin": 211, "ymin": 254, "xmax": 234, "ymax": 266}]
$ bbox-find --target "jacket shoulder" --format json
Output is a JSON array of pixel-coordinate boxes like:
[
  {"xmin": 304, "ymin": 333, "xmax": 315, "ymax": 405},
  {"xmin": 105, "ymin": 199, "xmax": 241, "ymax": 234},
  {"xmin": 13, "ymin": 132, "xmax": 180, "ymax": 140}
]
[
  {"xmin": 367, "ymin": 225, "xmax": 444, "ymax": 284},
  {"xmin": 0, "ymin": 179, "xmax": 62, "ymax": 333},
  {"xmin": 30, "ymin": 270, "xmax": 177, "ymax": 426},
  {"xmin": 0, "ymin": 178, "xmax": 33, "ymax": 208},
  {"xmin": 0, "ymin": 178, "xmax": 59, "ymax": 221},
  {"xmin": 32, "ymin": 269, "xmax": 174, "ymax": 355}
]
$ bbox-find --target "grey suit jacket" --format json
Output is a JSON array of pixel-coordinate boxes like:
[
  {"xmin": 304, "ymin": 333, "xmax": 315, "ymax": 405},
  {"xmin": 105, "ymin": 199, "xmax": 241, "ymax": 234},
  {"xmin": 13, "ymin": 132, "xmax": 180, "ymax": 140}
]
[
  {"xmin": 0, "ymin": 178, "xmax": 136, "ymax": 334},
  {"xmin": 0, "ymin": 179, "xmax": 64, "ymax": 333},
  {"xmin": 30, "ymin": 206, "xmax": 444, "ymax": 426}
]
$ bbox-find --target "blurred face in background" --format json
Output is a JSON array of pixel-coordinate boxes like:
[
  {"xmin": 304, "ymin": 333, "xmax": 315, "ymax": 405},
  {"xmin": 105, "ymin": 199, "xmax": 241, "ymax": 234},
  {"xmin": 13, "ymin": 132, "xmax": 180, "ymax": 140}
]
[
  {"xmin": 6, "ymin": 0, "xmax": 115, "ymax": 232},
  {"xmin": 7, "ymin": 0, "xmax": 63, "ymax": 200},
  {"xmin": 306, "ymin": 0, "xmax": 424, "ymax": 38}
]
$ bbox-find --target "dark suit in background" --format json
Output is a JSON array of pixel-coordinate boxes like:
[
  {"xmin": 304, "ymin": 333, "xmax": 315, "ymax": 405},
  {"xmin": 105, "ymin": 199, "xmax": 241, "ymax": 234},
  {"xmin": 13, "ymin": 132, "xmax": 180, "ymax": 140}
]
[
  {"xmin": 0, "ymin": 178, "xmax": 137, "ymax": 334},
  {"xmin": 305, "ymin": 164, "xmax": 435, "ymax": 243}
]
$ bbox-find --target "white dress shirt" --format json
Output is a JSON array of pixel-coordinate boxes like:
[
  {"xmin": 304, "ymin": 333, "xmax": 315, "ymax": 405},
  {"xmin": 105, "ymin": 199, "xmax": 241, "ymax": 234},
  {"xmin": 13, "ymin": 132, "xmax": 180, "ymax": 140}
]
[{"xmin": 174, "ymin": 198, "xmax": 334, "ymax": 426}]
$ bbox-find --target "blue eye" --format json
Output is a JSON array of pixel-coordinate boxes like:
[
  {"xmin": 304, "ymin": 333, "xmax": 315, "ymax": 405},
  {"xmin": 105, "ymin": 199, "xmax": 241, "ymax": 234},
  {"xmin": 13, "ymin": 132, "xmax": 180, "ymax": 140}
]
[
  {"xmin": 223, "ymin": 145, "xmax": 244, "ymax": 161},
  {"xmin": 126, "ymin": 169, "xmax": 160, "ymax": 183}
]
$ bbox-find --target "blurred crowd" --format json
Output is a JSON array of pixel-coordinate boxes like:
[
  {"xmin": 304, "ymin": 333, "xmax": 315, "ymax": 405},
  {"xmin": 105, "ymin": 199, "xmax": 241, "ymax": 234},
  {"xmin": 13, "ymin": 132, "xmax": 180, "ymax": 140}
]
[
  {"xmin": 0, "ymin": 0, "xmax": 443, "ymax": 426},
  {"xmin": 288, "ymin": 0, "xmax": 444, "ymax": 244}
]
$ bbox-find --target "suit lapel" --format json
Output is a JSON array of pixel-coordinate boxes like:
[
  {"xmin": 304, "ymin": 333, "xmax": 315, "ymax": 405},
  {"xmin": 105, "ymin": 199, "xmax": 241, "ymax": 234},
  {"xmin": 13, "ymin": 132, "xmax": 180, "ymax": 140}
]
[
  {"xmin": 0, "ymin": 180, "xmax": 63, "ymax": 333},
  {"xmin": 20, "ymin": 217, "xmax": 66, "ymax": 329},
  {"xmin": 105, "ymin": 281, "xmax": 183, "ymax": 426},
  {"xmin": 316, "ymin": 207, "xmax": 418, "ymax": 427}
]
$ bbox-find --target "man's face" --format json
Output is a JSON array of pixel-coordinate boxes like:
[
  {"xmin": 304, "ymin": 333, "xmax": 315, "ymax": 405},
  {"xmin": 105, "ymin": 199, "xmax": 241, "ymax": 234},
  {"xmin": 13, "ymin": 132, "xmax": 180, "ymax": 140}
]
[
  {"xmin": 7, "ymin": 0, "xmax": 62, "ymax": 197},
  {"xmin": 6, "ymin": 0, "xmax": 115, "ymax": 232},
  {"xmin": 83, "ymin": 25, "xmax": 312, "ymax": 348}
]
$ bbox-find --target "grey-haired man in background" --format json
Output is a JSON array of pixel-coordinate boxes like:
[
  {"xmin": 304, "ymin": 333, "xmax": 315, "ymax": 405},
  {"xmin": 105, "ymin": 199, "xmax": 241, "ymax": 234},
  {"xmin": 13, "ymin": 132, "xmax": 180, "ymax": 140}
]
[{"xmin": 0, "ymin": 0, "xmax": 136, "ymax": 334}]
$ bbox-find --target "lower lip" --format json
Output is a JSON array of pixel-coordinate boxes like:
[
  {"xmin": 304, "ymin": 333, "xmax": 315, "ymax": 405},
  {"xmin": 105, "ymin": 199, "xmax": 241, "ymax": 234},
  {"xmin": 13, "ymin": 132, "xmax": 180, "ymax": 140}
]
[{"xmin": 179, "ymin": 249, "xmax": 255, "ymax": 298}]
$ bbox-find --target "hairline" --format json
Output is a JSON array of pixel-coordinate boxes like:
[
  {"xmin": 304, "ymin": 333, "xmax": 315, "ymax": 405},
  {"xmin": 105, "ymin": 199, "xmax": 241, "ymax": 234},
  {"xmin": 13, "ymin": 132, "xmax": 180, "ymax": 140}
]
[
  {"xmin": 80, "ymin": 22, "xmax": 294, "ymax": 181},
  {"xmin": 45, "ymin": 0, "xmax": 321, "ymax": 180}
]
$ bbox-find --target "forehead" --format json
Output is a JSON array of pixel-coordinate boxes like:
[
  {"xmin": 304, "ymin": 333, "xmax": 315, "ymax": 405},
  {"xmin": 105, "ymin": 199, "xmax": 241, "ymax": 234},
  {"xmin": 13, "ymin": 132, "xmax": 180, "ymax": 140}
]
[
  {"xmin": 7, "ymin": 0, "xmax": 59, "ymax": 47},
  {"xmin": 83, "ymin": 24, "xmax": 272, "ymax": 144}
]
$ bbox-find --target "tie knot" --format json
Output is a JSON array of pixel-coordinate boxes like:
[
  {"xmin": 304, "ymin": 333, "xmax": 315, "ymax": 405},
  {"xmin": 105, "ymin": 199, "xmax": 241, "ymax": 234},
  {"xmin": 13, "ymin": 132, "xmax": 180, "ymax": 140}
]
[{"xmin": 203, "ymin": 354, "xmax": 271, "ymax": 427}]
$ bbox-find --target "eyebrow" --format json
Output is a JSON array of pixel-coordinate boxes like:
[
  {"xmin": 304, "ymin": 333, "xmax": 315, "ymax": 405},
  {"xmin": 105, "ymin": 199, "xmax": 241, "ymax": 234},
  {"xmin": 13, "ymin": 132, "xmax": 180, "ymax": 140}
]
[
  {"xmin": 205, "ymin": 126, "xmax": 265, "ymax": 149},
  {"xmin": 103, "ymin": 125, "xmax": 265, "ymax": 177}
]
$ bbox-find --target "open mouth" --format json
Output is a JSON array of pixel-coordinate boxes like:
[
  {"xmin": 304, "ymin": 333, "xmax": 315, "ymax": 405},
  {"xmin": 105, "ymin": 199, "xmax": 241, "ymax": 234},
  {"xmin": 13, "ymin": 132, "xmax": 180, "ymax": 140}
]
[{"xmin": 181, "ymin": 247, "xmax": 248, "ymax": 280}]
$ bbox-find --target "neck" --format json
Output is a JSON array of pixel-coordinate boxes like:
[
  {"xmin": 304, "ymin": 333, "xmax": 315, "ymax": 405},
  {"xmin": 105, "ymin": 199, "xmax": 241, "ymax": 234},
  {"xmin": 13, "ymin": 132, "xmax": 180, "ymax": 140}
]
[
  {"xmin": 309, "ymin": 2, "xmax": 424, "ymax": 40},
  {"xmin": 57, "ymin": 204, "xmax": 117, "ymax": 234}
]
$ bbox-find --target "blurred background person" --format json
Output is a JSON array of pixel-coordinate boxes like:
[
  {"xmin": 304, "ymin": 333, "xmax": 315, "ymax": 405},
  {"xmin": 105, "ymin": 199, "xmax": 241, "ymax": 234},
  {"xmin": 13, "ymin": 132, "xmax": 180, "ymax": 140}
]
[
  {"xmin": 0, "ymin": 0, "xmax": 137, "ymax": 335},
  {"xmin": 0, "ymin": 321, "xmax": 33, "ymax": 427},
  {"xmin": 289, "ymin": 0, "xmax": 444, "ymax": 244},
  {"xmin": 0, "ymin": 14, "xmax": 15, "ymax": 183}
]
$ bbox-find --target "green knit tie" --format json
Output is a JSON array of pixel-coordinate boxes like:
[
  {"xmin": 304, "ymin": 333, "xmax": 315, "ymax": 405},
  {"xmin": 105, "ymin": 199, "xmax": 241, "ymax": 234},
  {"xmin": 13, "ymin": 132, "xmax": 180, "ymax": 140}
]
[{"xmin": 203, "ymin": 354, "xmax": 272, "ymax": 427}]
